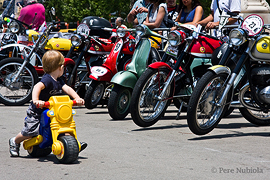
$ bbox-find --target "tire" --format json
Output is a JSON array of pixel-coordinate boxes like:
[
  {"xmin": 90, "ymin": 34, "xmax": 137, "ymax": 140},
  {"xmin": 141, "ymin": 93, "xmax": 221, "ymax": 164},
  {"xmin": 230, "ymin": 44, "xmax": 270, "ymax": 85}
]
[
  {"xmin": 56, "ymin": 136, "xmax": 79, "ymax": 164},
  {"xmin": 62, "ymin": 63, "xmax": 74, "ymax": 84},
  {"xmin": 238, "ymin": 86, "xmax": 270, "ymax": 125},
  {"xmin": 0, "ymin": 58, "xmax": 38, "ymax": 105},
  {"xmin": 130, "ymin": 68, "xmax": 173, "ymax": 127},
  {"xmin": 117, "ymin": 55, "xmax": 132, "ymax": 71},
  {"xmin": 108, "ymin": 84, "xmax": 131, "ymax": 120},
  {"xmin": 187, "ymin": 71, "xmax": 231, "ymax": 135},
  {"xmin": 27, "ymin": 145, "xmax": 51, "ymax": 157},
  {"xmin": 239, "ymin": 108, "xmax": 270, "ymax": 126},
  {"xmin": 84, "ymin": 81, "xmax": 105, "ymax": 109}
]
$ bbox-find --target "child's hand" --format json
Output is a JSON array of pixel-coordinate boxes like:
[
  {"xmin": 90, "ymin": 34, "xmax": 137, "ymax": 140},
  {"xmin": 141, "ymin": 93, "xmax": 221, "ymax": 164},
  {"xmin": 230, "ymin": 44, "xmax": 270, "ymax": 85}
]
[
  {"xmin": 33, "ymin": 100, "xmax": 45, "ymax": 108},
  {"xmin": 74, "ymin": 98, "xmax": 85, "ymax": 106}
]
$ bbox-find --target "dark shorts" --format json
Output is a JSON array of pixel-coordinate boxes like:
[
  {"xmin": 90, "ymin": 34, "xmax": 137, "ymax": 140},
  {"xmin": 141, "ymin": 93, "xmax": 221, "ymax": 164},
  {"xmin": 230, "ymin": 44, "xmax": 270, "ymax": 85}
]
[{"xmin": 21, "ymin": 104, "xmax": 42, "ymax": 137}]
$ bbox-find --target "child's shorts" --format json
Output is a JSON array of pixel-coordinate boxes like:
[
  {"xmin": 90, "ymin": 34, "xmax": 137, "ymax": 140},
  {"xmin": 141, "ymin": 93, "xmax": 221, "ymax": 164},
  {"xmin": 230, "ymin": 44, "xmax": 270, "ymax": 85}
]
[{"xmin": 21, "ymin": 104, "xmax": 41, "ymax": 137}]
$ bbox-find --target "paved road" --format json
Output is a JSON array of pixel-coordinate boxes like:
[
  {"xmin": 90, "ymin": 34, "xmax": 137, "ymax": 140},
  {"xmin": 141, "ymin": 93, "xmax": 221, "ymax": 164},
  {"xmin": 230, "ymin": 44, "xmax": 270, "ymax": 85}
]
[{"xmin": 1, "ymin": 104, "xmax": 270, "ymax": 179}]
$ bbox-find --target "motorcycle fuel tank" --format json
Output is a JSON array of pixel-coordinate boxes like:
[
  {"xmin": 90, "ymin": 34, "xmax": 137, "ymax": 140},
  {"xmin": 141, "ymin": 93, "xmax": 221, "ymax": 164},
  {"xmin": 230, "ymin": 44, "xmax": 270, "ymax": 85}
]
[
  {"xmin": 88, "ymin": 38, "xmax": 114, "ymax": 55},
  {"xmin": 44, "ymin": 38, "xmax": 72, "ymax": 51},
  {"xmin": 251, "ymin": 36, "xmax": 270, "ymax": 60},
  {"xmin": 190, "ymin": 36, "xmax": 222, "ymax": 58}
]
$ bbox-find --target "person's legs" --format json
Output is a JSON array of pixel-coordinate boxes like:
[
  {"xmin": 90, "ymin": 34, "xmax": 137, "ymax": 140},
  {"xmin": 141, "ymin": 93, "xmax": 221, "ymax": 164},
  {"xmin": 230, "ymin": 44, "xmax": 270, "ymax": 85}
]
[{"xmin": 9, "ymin": 133, "xmax": 32, "ymax": 157}]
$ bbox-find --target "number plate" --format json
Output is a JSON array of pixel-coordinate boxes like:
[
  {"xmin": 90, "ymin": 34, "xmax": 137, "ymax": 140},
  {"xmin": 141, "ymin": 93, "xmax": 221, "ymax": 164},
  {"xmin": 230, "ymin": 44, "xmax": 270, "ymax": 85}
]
[
  {"xmin": 77, "ymin": 23, "xmax": 90, "ymax": 38},
  {"xmin": 91, "ymin": 66, "xmax": 108, "ymax": 76},
  {"xmin": 242, "ymin": 14, "xmax": 264, "ymax": 36},
  {"xmin": 166, "ymin": 45, "xmax": 178, "ymax": 57}
]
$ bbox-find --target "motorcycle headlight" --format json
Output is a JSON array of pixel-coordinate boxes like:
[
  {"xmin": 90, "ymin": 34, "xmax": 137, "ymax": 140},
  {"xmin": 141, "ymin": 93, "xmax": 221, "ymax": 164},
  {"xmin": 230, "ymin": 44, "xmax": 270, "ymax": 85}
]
[
  {"xmin": 71, "ymin": 34, "xmax": 82, "ymax": 47},
  {"xmin": 229, "ymin": 29, "xmax": 247, "ymax": 46},
  {"xmin": 136, "ymin": 25, "xmax": 146, "ymax": 36},
  {"xmin": 168, "ymin": 30, "xmax": 182, "ymax": 46},
  {"xmin": 117, "ymin": 27, "xmax": 126, "ymax": 38},
  {"xmin": 9, "ymin": 21, "xmax": 20, "ymax": 34}
]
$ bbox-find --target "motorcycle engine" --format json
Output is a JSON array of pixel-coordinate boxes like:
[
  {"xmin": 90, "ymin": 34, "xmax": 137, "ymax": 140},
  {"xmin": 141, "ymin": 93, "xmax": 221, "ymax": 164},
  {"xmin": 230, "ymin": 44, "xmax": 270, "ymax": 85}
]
[{"xmin": 251, "ymin": 64, "xmax": 270, "ymax": 104}]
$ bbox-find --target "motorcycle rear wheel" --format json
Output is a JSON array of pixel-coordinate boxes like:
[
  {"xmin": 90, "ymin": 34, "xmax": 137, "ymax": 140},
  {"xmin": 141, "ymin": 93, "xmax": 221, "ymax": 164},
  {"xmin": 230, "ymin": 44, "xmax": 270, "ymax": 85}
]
[
  {"xmin": 187, "ymin": 71, "xmax": 231, "ymax": 135},
  {"xmin": 0, "ymin": 58, "xmax": 38, "ymax": 105},
  {"xmin": 56, "ymin": 136, "xmax": 79, "ymax": 164},
  {"xmin": 130, "ymin": 68, "xmax": 173, "ymax": 127},
  {"xmin": 84, "ymin": 81, "xmax": 105, "ymax": 109},
  {"xmin": 108, "ymin": 84, "xmax": 131, "ymax": 120}
]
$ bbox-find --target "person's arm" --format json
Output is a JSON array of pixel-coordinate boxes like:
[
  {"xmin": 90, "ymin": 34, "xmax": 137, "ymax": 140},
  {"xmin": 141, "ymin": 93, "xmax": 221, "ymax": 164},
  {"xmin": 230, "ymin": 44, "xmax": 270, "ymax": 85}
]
[
  {"xmin": 32, "ymin": 82, "xmax": 45, "ymax": 108},
  {"xmin": 197, "ymin": 12, "xmax": 214, "ymax": 26},
  {"xmin": 185, "ymin": 6, "xmax": 203, "ymax": 25},
  {"xmin": 143, "ymin": 6, "xmax": 166, "ymax": 29},
  {"xmin": 127, "ymin": 6, "xmax": 138, "ymax": 24},
  {"xmin": 62, "ymin": 84, "xmax": 84, "ymax": 106}
]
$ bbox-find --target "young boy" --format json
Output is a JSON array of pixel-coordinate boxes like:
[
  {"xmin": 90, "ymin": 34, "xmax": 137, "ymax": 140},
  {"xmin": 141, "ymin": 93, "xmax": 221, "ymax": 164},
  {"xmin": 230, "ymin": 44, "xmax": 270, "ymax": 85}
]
[{"xmin": 9, "ymin": 50, "xmax": 87, "ymax": 157}]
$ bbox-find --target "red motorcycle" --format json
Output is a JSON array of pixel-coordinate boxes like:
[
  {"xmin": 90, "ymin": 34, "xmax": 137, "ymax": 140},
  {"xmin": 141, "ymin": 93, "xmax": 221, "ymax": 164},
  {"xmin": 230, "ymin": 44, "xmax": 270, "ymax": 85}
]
[
  {"xmin": 64, "ymin": 16, "xmax": 115, "ymax": 97},
  {"xmin": 84, "ymin": 27, "xmax": 135, "ymax": 109}
]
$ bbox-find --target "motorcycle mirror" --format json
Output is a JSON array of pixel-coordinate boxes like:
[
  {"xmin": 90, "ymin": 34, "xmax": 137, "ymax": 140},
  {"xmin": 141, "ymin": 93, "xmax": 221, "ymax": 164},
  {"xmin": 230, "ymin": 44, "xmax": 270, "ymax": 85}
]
[{"xmin": 51, "ymin": 7, "xmax": 55, "ymax": 16}]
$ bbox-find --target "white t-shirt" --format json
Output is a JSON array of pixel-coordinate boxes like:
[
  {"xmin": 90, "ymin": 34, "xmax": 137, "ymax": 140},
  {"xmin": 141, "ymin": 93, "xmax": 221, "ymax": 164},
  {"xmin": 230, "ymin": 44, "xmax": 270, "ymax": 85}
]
[
  {"xmin": 148, "ymin": 3, "xmax": 168, "ymax": 28},
  {"xmin": 211, "ymin": 0, "xmax": 241, "ymax": 23}
]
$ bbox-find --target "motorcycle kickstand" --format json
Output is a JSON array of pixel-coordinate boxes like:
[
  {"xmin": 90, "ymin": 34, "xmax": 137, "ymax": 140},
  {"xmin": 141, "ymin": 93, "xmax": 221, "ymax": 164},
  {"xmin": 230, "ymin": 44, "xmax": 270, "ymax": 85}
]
[{"xmin": 176, "ymin": 101, "xmax": 184, "ymax": 120}]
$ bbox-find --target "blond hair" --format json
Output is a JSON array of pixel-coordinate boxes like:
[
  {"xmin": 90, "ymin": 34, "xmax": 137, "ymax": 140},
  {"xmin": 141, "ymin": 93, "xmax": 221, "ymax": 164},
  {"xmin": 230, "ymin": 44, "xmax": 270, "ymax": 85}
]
[{"xmin": 42, "ymin": 50, "xmax": 64, "ymax": 73}]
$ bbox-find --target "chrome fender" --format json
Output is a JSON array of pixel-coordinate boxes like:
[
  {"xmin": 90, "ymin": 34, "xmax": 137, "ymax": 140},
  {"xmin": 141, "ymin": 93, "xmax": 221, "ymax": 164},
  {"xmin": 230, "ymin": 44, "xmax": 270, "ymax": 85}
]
[
  {"xmin": 208, "ymin": 65, "xmax": 231, "ymax": 75},
  {"xmin": 110, "ymin": 71, "xmax": 137, "ymax": 89},
  {"xmin": 0, "ymin": 43, "xmax": 42, "ymax": 66}
]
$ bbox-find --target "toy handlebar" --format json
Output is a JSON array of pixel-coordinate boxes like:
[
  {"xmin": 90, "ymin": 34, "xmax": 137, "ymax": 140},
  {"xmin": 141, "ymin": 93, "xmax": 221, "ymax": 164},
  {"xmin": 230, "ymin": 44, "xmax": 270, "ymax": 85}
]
[{"xmin": 39, "ymin": 100, "xmax": 77, "ymax": 108}]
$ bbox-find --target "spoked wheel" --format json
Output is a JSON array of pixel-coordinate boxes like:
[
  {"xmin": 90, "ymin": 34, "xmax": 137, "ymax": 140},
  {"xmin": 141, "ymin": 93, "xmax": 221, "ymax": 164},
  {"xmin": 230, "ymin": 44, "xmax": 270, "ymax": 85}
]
[
  {"xmin": 62, "ymin": 63, "xmax": 74, "ymax": 84},
  {"xmin": 27, "ymin": 145, "xmax": 51, "ymax": 157},
  {"xmin": 108, "ymin": 84, "xmax": 131, "ymax": 120},
  {"xmin": 0, "ymin": 58, "xmax": 38, "ymax": 105},
  {"xmin": 187, "ymin": 71, "xmax": 231, "ymax": 135},
  {"xmin": 84, "ymin": 81, "xmax": 105, "ymax": 109},
  {"xmin": 56, "ymin": 136, "xmax": 79, "ymax": 164},
  {"xmin": 130, "ymin": 68, "xmax": 173, "ymax": 127},
  {"xmin": 239, "ymin": 85, "xmax": 270, "ymax": 125}
]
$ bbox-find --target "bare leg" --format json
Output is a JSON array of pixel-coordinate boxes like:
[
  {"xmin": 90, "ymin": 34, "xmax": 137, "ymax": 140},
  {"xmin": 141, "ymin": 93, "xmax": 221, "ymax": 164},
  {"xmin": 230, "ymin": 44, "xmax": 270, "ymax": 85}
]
[{"xmin": 14, "ymin": 132, "xmax": 31, "ymax": 144}]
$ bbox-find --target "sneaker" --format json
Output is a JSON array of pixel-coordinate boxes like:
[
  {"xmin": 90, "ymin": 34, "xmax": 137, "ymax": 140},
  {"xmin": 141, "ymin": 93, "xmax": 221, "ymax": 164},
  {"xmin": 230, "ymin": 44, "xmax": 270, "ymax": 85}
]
[
  {"xmin": 9, "ymin": 137, "xmax": 20, "ymax": 157},
  {"xmin": 80, "ymin": 142, "xmax": 87, "ymax": 152}
]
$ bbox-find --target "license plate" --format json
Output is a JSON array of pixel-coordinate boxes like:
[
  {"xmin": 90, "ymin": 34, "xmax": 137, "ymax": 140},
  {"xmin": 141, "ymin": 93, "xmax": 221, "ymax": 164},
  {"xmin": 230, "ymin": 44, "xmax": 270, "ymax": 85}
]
[{"xmin": 166, "ymin": 46, "xmax": 178, "ymax": 57}]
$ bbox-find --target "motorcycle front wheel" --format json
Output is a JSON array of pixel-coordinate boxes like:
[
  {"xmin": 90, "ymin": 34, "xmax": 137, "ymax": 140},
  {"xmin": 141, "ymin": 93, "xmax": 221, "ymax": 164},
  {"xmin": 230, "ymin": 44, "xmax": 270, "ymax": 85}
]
[
  {"xmin": 84, "ymin": 81, "xmax": 105, "ymax": 109},
  {"xmin": 187, "ymin": 71, "xmax": 231, "ymax": 135},
  {"xmin": 0, "ymin": 58, "xmax": 38, "ymax": 105},
  {"xmin": 108, "ymin": 84, "xmax": 131, "ymax": 120},
  {"xmin": 56, "ymin": 136, "xmax": 79, "ymax": 164},
  {"xmin": 130, "ymin": 68, "xmax": 173, "ymax": 127}
]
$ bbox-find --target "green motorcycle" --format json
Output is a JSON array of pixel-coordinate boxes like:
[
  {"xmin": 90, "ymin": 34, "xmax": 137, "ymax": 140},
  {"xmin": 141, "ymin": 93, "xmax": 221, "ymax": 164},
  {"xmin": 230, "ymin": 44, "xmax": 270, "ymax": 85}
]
[{"xmin": 107, "ymin": 25, "xmax": 168, "ymax": 120}]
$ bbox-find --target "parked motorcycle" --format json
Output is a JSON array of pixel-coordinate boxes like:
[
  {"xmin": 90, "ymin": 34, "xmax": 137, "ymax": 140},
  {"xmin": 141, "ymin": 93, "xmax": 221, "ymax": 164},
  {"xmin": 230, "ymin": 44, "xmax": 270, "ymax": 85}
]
[
  {"xmin": 84, "ymin": 27, "xmax": 135, "ymax": 109},
  {"xmin": 129, "ymin": 23, "xmax": 225, "ymax": 127},
  {"xmin": 107, "ymin": 24, "xmax": 167, "ymax": 120},
  {"xmin": 0, "ymin": 7, "xmax": 75, "ymax": 106},
  {"xmin": 65, "ymin": 16, "xmax": 114, "ymax": 97},
  {"xmin": 23, "ymin": 95, "xmax": 84, "ymax": 164},
  {"xmin": 187, "ymin": 14, "xmax": 270, "ymax": 135}
]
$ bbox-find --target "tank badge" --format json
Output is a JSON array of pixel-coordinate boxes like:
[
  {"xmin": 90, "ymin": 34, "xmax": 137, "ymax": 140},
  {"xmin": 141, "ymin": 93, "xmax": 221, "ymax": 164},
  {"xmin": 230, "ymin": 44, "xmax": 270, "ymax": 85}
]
[
  {"xmin": 262, "ymin": 43, "xmax": 268, "ymax": 49},
  {"xmin": 95, "ymin": 45, "xmax": 100, "ymax": 51},
  {"xmin": 56, "ymin": 44, "xmax": 59, "ymax": 48},
  {"xmin": 200, "ymin": 47, "xmax": 205, "ymax": 53}
]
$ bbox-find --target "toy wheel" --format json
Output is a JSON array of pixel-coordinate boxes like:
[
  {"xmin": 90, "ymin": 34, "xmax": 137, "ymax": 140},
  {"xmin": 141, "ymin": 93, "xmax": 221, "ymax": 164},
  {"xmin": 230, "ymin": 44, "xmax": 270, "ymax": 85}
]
[
  {"xmin": 56, "ymin": 136, "xmax": 79, "ymax": 164},
  {"xmin": 27, "ymin": 145, "xmax": 51, "ymax": 157}
]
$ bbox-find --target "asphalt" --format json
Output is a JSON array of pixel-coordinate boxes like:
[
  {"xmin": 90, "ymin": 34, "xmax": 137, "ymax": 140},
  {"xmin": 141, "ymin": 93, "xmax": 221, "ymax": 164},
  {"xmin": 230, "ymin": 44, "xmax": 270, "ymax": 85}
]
[{"xmin": 1, "ymin": 103, "xmax": 270, "ymax": 179}]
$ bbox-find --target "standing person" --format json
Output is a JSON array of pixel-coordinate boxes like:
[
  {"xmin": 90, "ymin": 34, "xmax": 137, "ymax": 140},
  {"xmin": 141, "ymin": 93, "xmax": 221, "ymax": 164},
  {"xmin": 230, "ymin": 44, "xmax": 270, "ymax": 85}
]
[
  {"xmin": 197, "ymin": 0, "xmax": 241, "ymax": 30},
  {"xmin": 175, "ymin": 0, "xmax": 203, "ymax": 24},
  {"xmin": 17, "ymin": 0, "xmax": 46, "ymax": 30},
  {"xmin": 167, "ymin": 0, "xmax": 180, "ymax": 21},
  {"xmin": 9, "ymin": 50, "xmax": 87, "ymax": 157},
  {"xmin": 143, "ymin": 0, "xmax": 168, "ymax": 29},
  {"xmin": 127, "ymin": 0, "xmax": 150, "ymax": 25}
]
